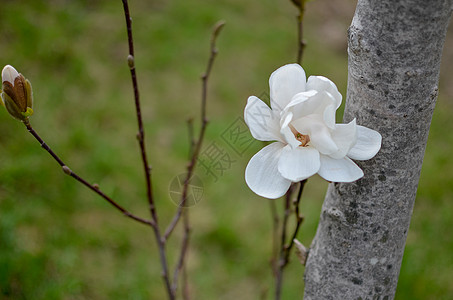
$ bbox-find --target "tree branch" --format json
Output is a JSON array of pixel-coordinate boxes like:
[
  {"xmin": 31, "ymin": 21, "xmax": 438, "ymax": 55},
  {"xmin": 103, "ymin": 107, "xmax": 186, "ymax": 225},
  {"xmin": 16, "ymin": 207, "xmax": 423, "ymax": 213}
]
[
  {"xmin": 269, "ymin": 199, "xmax": 280, "ymax": 276},
  {"xmin": 284, "ymin": 179, "xmax": 306, "ymax": 263},
  {"xmin": 187, "ymin": 118, "xmax": 195, "ymax": 159},
  {"xmin": 274, "ymin": 180, "xmax": 306, "ymax": 300},
  {"xmin": 171, "ymin": 209, "xmax": 191, "ymax": 296},
  {"xmin": 296, "ymin": 0, "xmax": 307, "ymax": 65},
  {"xmin": 163, "ymin": 20, "xmax": 226, "ymax": 242},
  {"xmin": 121, "ymin": 0, "xmax": 157, "ymax": 226},
  {"xmin": 121, "ymin": 1, "xmax": 174, "ymax": 298},
  {"xmin": 24, "ymin": 121, "xmax": 153, "ymax": 227}
]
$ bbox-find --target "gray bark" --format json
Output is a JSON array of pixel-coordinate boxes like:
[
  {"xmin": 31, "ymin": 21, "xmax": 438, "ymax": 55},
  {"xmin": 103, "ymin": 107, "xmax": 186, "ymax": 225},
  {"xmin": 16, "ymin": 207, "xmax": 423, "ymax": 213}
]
[{"xmin": 304, "ymin": 1, "xmax": 452, "ymax": 299}]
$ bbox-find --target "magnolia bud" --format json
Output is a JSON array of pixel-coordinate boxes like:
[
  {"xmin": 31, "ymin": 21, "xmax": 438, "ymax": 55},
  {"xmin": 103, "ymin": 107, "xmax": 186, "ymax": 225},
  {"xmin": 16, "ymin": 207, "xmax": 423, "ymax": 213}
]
[{"xmin": 1, "ymin": 65, "xmax": 34, "ymax": 121}]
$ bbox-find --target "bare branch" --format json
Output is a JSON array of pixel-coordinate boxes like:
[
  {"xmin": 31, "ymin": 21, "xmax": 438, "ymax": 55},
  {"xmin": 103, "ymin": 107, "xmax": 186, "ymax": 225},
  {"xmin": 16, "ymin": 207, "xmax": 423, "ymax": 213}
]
[
  {"xmin": 187, "ymin": 118, "xmax": 195, "ymax": 159},
  {"xmin": 269, "ymin": 199, "xmax": 280, "ymax": 276},
  {"xmin": 171, "ymin": 209, "xmax": 191, "ymax": 296},
  {"xmin": 296, "ymin": 0, "xmax": 306, "ymax": 64},
  {"xmin": 24, "ymin": 121, "xmax": 153, "ymax": 227},
  {"xmin": 121, "ymin": 1, "xmax": 174, "ymax": 298},
  {"xmin": 284, "ymin": 179, "xmax": 306, "ymax": 262},
  {"xmin": 121, "ymin": 0, "xmax": 158, "ymax": 225},
  {"xmin": 274, "ymin": 180, "xmax": 307, "ymax": 300},
  {"xmin": 163, "ymin": 20, "xmax": 226, "ymax": 242}
]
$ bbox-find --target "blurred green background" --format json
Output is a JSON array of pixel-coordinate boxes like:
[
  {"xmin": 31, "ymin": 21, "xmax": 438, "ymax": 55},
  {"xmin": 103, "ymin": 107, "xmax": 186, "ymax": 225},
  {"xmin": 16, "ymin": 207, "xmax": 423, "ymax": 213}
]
[{"xmin": 1, "ymin": 0, "xmax": 452, "ymax": 299}]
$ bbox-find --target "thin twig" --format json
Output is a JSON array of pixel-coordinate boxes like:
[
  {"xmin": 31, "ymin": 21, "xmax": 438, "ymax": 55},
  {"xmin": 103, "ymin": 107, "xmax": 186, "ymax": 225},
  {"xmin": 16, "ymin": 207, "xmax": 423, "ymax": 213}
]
[
  {"xmin": 187, "ymin": 118, "xmax": 195, "ymax": 159},
  {"xmin": 166, "ymin": 21, "xmax": 225, "ymax": 298},
  {"xmin": 121, "ymin": 1, "xmax": 174, "ymax": 299},
  {"xmin": 274, "ymin": 183, "xmax": 295, "ymax": 300},
  {"xmin": 269, "ymin": 199, "xmax": 280, "ymax": 276},
  {"xmin": 182, "ymin": 257, "xmax": 190, "ymax": 300},
  {"xmin": 171, "ymin": 208, "xmax": 191, "ymax": 296},
  {"xmin": 121, "ymin": 0, "xmax": 157, "ymax": 226},
  {"xmin": 296, "ymin": 0, "xmax": 306, "ymax": 65},
  {"xmin": 163, "ymin": 21, "xmax": 226, "ymax": 242},
  {"xmin": 274, "ymin": 180, "xmax": 307, "ymax": 300},
  {"xmin": 284, "ymin": 179, "xmax": 306, "ymax": 263},
  {"xmin": 24, "ymin": 121, "xmax": 153, "ymax": 227}
]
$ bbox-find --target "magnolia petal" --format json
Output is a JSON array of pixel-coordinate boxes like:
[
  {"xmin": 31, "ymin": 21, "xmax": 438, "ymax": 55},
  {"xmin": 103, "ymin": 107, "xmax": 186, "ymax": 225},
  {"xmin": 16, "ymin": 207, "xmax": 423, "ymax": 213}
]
[
  {"xmin": 292, "ymin": 115, "xmax": 339, "ymax": 155},
  {"xmin": 284, "ymin": 90, "xmax": 318, "ymax": 111},
  {"xmin": 309, "ymin": 124, "xmax": 339, "ymax": 155},
  {"xmin": 278, "ymin": 145, "xmax": 320, "ymax": 182},
  {"xmin": 245, "ymin": 142, "xmax": 291, "ymax": 199},
  {"xmin": 347, "ymin": 125, "xmax": 382, "ymax": 160},
  {"xmin": 322, "ymin": 103, "xmax": 336, "ymax": 129},
  {"xmin": 329, "ymin": 119, "xmax": 358, "ymax": 159},
  {"xmin": 285, "ymin": 90, "xmax": 336, "ymax": 125},
  {"xmin": 280, "ymin": 111, "xmax": 301, "ymax": 148},
  {"xmin": 269, "ymin": 64, "xmax": 306, "ymax": 112},
  {"xmin": 318, "ymin": 155, "xmax": 364, "ymax": 182},
  {"xmin": 306, "ymin": 76, "xmax": 342, "ymax": 109},
  {"xmin": 1, "ymin": 65, "xmax": 19, "ymax": 85},
  {"xmin": 244, "ymin": 96, "xmax": 282, "ymax": 142}
]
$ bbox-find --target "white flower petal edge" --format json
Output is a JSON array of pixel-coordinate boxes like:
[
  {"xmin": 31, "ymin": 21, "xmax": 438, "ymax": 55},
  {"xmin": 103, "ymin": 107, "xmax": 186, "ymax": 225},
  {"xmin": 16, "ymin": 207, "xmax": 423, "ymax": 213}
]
[
  {"xmin": 269, "ymin": 64, "xmax": 306, "ymax": 112},
  {"xmin": 245, "ymin": 142, "xmax": 291, "ymax": 199},
  {"xmin": 278, "ymin": 145, "xmax": 320, "ymax": 182},
  {"xmin": 347, "ymin": 125, "xmax": 382, "ymax": 160},
  {"xmin": 306, "ymin": 75, "xmax": 342, "ymax": 109},
  {"xmin": 244, "ymin": 96, "xmax": 282, "ymax": 142},
  {"xmin": 284, "ymin": 90, "xmax": 337, "ymax": 129},
  {"xmin": 330, "ymin": 119, "xmax": 358, "ymax": 159},
  {"xmin": 318, "ymin": 155, "xmax": 364, "ymax": 182},
  {"xmin": 280, "ymin": 111, "xmax": 302, "ymax": 148}
]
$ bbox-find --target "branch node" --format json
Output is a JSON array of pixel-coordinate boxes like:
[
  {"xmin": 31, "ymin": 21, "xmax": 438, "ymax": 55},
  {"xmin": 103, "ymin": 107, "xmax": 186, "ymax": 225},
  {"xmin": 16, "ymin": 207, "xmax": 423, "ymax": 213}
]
[
  {"xmin": 62, "ymin": 165, "xmax": 72, "ymax": 175},
  {"xmin": 127, "ymin": 54, "xmax": 135, "ymax": 69},
  {"xmin": 136, "ymin": 132, "xmax": 143, "ymax": 142}
]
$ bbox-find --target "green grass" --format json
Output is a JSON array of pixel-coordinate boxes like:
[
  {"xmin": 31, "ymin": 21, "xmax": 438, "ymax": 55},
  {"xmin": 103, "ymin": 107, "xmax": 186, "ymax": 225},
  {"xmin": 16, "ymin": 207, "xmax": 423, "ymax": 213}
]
[{"xmin": 1, "ymin": 0, "xmax": 452, "ymax": 299}]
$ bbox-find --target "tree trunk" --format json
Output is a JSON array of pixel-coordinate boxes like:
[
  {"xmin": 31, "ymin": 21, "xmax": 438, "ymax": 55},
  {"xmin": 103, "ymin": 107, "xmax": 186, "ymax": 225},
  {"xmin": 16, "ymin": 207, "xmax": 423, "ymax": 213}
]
[{"xmin": 303, "ymin": 1, "xmax": 452, "ymax": 299}]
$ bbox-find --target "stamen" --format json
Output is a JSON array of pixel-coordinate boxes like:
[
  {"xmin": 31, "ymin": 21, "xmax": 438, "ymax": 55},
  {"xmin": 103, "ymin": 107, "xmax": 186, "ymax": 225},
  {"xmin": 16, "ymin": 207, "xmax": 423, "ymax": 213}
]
[
  {"xmin": 296, "ymin": 133, "xmax": 310, "ymax": 147},
  {"xmin": 289, "ymin": 125, "xmax": 310, "ymax": 147}
]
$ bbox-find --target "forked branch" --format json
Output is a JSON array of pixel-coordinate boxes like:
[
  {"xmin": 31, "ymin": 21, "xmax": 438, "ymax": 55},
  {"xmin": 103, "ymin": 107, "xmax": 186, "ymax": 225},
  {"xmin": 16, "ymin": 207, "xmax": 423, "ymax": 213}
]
[
  {"xmin": 121, "ymin": 1, "xmax": 174, "ymax": 298},
  {"xmin": 166, "ymin": 21, "xmax": 225, "ymax": 298}
]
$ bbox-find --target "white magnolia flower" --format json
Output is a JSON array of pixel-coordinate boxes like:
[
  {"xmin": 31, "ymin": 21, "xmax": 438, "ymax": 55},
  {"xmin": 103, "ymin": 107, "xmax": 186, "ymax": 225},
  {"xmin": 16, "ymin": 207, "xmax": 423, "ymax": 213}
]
[{"xmin": 244, "ymin": 64, "xmax": 381, "ymax": 199}]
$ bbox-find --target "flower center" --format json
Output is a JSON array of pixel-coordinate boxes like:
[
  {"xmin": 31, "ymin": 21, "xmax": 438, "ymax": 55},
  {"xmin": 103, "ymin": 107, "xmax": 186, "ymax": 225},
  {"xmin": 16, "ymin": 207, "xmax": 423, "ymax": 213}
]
[
  {"xmin": 295, "ymin": 132, "xmax": 310, "ymax": 147},
  {"xmin": 290, "ymin": 125, "xmax": 310, "ymax": 147}
]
